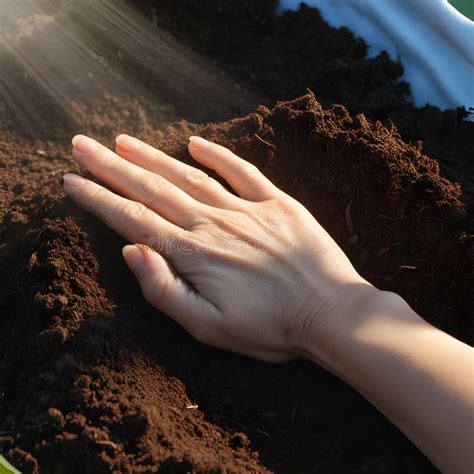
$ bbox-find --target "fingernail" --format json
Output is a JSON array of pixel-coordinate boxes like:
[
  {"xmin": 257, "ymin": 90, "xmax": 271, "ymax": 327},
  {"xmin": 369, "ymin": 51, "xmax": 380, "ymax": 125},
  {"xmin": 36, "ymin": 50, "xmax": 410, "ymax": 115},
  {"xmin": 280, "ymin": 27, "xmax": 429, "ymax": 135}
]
[
  {"xmin": 122, "ymin": 244, "xmax": 145, "ymax": 269},
  {"xmin": 63, "ymin": 173, "xmax": 87, "ymax": 189},
  {"xmin": 189, "ymin": 136, "xmax": 210, "ymax": 149},
  {"xmin": 116, "ymin": 134, "xmax": 142, "ymax": 153},
  {"xmin": 72, "ymin": 135, "xmax": 98, "ymax": 154}
]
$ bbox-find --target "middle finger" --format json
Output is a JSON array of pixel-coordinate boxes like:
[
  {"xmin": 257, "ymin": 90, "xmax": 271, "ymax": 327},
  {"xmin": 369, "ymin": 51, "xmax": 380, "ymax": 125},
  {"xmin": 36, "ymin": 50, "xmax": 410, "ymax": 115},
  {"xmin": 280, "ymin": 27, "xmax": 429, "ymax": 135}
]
[{"xmin": 115, "ymin": 134, "xmax": 241, "ymax": 209}]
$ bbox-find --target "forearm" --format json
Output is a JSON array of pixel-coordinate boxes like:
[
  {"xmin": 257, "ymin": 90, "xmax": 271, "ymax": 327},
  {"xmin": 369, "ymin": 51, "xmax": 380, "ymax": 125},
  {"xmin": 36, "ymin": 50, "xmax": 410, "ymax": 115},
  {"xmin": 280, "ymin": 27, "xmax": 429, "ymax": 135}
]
[{"xmin": 304, "ymin": 289, "xmax": 474, "ymax": 473}]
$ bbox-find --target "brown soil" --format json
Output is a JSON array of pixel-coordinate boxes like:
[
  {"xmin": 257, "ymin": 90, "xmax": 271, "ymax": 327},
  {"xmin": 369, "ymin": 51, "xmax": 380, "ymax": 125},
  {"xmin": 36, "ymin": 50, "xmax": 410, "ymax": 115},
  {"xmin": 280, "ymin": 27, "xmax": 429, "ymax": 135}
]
[
  {"xmin": 1, "ymin": 92, "xmax": 473, "ymax": 473},
  {"xmin": 139, "ymin": 0, "xmax": 474, "ymax": 200},
  {"xmin": 1, "ymin": 2, "xmax": 473, "ymax": 473}
]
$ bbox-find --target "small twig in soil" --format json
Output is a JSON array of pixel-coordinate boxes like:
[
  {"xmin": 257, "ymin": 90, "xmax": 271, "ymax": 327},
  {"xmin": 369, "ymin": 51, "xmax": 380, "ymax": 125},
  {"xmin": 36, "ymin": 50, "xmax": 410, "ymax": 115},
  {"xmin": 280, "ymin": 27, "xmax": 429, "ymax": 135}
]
[
  {"xmin": 376, "ymin": 246, "xmax": 391, "ymax": 258},
  {"xmin": 347, "ymin": 234, "xmax": 359, "ymax": 245},
  {"xmin": 255, "ymin": 429, "xmax": 271, "ymax": 438},
  {"xmin": 376, "ymin": 242, "xmax": 401, "ymax": 258},
  {"xmin": 345, "ymin": 201, "xmax": 354, "ymax": 234},
  {"xmin": 254, "ymin": 134, "xmax": 277, "ymax": 149},
  {"xmin": 398, "ymin": 265, "xmax": 417, "ymax": 271},
  {"xmin": 28, "ymin": 252, "xmax": 38, "ymax": 271},
  {"xmin": 185, "ymin": 404, "xmax": 199, "ymax": 410},
  {"xmin": 387, "ymin": 120, "xmax": 396, "ymax": 137},
  {"xmin": 291, "ymin": 403, "xmax": 297, "ymax": 423},
  {"xmin": 96, "ymin": 440, "xmax": 119, "ymax": 449},
  {"xmin": 16, "ymin": 284, "xmax": 27, "ymax": 307}
]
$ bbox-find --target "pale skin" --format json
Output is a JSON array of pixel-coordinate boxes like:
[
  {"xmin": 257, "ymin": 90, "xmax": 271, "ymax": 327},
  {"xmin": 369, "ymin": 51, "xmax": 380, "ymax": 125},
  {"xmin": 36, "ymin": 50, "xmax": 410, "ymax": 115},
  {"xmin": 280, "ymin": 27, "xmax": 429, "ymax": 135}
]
[{"xmin": 63, "ymin": 134, "xmax": 473, "ymax": 473}]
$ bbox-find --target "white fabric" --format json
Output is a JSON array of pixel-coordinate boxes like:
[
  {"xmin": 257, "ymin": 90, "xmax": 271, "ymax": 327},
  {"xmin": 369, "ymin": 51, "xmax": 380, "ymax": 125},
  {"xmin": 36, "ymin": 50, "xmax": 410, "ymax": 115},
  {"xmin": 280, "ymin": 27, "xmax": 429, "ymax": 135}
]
[{"xmin": 279, "ymin": 0, "xmax": 474, "ymax": 112}]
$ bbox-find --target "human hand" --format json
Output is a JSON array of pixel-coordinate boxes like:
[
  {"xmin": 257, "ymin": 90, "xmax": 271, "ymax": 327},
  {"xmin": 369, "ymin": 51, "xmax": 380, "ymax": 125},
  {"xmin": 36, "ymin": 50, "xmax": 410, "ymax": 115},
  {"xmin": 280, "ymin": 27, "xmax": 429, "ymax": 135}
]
[{"xmin": 63, "ymin": 135, "xmax": 374, "ymax": 363}]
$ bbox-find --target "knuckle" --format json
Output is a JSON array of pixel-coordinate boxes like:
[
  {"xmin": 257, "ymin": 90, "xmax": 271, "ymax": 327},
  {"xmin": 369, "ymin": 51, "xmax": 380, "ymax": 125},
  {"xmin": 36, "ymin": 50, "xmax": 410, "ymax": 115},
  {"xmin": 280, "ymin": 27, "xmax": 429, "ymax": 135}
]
[
  {"xmin": 150, "ymin": 150, "xmax": 163, "ymax": 163},
  {"xmin": 182, "ymin": 169, "xmax": 212, "ymax": 194},
  {"xmin": 86, "ymin": 187, "xmax": 109, "ymax": 222},
  {"xmin": 102, "ymin": 152, "xmax": 119, "ymax": 167},
  {"xmin": 266, "ymin": 194, "xmax": 297, "ymax": 216},
  {"xmin": 134, "ymin": 175, "xmax": 169, "ymax": 196},
  {"xmin": 186, "ymin": 209, "xmax": 211, "ymax": 229},
  {"xmin": 241, "ymin": 162, "xmax": 260, "ymax": 177},
  {"xmin": 149, "ymin": 149, "xmax": 169, "ymax": 167},
  {"xmin": 87, "ymin": 185, "xmax": 105, "ymax": 200},
  {"xmin": 153, "ymin": 177, "xmax": 172, "ymax": 194},
  {"xmin": 183, "ymin": 169, "xmax": 209, "ymax": 186},
  {"xmin": 119, "ymin": 201, "xmax": 149, "ymax": 222},
  {"xmin": 132, "ymin": 176, "xmax": 150, "ymax": 196}
]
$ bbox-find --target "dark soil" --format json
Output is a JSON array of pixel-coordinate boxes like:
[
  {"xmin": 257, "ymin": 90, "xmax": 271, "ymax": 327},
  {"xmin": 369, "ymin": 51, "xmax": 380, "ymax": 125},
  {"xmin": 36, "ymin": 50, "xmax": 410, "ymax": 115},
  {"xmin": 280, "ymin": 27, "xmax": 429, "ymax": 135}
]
[
  {"xmin": 136, "ymin": 0, "xmax": 474, "ymax": 200},
  {"xmin": 1, "ymin": 93, "xmax": 473, "ymax": 473},
  {"xmin": 1, "ymin": 2, "xmax": 473, "ymax": 473}
]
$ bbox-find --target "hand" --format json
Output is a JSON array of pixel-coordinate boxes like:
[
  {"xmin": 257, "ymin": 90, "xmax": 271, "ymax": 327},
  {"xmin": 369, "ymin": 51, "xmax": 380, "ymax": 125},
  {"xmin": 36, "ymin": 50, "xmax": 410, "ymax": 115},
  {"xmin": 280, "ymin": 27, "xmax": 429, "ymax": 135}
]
[
  {"xmin": 63, "ymin": 135, "xmax": 373, "ymax": 363},
  {"xmin": 63, "ymin": 135, "xmax": 474, "ymax": 473}
]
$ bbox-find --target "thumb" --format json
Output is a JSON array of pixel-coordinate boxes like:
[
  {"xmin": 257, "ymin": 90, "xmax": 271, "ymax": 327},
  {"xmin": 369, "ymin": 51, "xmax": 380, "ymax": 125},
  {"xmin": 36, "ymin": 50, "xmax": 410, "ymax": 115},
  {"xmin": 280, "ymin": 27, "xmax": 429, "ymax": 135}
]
[{"xmin": 122, "ymin": 245, "xmax": 220, "ymax": 343}]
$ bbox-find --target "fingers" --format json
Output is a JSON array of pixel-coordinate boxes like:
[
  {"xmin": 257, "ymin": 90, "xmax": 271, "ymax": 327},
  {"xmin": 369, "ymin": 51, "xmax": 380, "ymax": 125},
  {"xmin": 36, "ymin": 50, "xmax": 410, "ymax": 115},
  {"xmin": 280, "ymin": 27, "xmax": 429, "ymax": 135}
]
[
  {"xmin": 115, "ymin": 135, "xmax": 240, "ymax": 209},
  {"xmin": 71, "ymin": 135, "xmax": 206, "ymax": 228},
  {"xmin": 63, "ymin": 173, "xmax": 184, "ymax": 250},
  {"xmin": 188, "ymin": 136, "xmax": 278, "ymax": 202},
  {"xmin": 122, "ymin": 244, "xmax": 221, "ymax": 343}
]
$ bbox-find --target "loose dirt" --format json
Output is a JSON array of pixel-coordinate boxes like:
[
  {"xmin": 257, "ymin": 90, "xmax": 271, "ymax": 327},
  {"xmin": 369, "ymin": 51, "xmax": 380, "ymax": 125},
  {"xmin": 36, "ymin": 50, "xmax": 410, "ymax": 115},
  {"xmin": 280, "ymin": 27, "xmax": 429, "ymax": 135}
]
[
  {"xmin": 144, "ymin": 0, "xmax": 474, "ymax": 199},
  {"xmin": 1, "ymin": 2, "xmax": 472, "ymax": 473}
]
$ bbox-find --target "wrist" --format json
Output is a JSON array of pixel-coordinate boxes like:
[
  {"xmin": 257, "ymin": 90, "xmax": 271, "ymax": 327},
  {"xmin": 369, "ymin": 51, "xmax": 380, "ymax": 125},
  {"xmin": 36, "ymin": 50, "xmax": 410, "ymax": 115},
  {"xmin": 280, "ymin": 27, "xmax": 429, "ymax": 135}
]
[
  {"xmin": 300, "ymin": 288, "xmax": 473, "ymax": 474},
  {"xmin": 297, "ymin": 285, "xmax": 419, "ymax": 376}
]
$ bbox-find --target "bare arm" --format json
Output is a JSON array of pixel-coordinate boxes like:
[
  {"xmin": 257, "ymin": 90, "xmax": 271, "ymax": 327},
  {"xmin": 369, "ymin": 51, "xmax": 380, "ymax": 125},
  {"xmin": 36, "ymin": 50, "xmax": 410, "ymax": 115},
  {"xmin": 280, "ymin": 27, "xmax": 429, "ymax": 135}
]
[
  {"xmin": 302, "ymin": 288, "xmax": 474, "ymax": 474},
  {"xmin": 63, "ymin": 134, "xmax": 474, "ymax": 472}
]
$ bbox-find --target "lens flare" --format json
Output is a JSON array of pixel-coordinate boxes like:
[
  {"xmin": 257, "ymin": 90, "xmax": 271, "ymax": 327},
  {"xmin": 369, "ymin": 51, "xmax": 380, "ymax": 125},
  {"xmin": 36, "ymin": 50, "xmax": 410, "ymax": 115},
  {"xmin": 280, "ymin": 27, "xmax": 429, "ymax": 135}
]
[{"xmin": 0, "ymin": 0, "xmax": 252, "ymax": 137}]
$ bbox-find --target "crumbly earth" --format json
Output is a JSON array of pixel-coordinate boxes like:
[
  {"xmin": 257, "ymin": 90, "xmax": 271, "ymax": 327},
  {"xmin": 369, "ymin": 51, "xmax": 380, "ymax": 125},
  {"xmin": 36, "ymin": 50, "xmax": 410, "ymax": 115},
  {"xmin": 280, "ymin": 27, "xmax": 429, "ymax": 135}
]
[
  {"xmin": 1, "ymin": 92, "xmax": 472, "ymax": 473},
  {"xmin": 140, "ymin": 0, "xmax": 474, "ymax": 199},
  {"xmin": 1, "ymin": 2, "xmax": 473, "ymax": 473}
]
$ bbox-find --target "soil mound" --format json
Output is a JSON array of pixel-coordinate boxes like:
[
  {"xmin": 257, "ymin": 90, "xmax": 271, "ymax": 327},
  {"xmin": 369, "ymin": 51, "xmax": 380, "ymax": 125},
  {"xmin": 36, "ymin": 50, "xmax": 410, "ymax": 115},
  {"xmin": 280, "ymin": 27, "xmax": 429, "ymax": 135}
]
[
  {"xmin": 136, "ymin": 0, "xmax": 474, "ymax": 199},
  {"xmin": 1, "ymin": 93, "xmax": 472, "ymax": 472}
]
